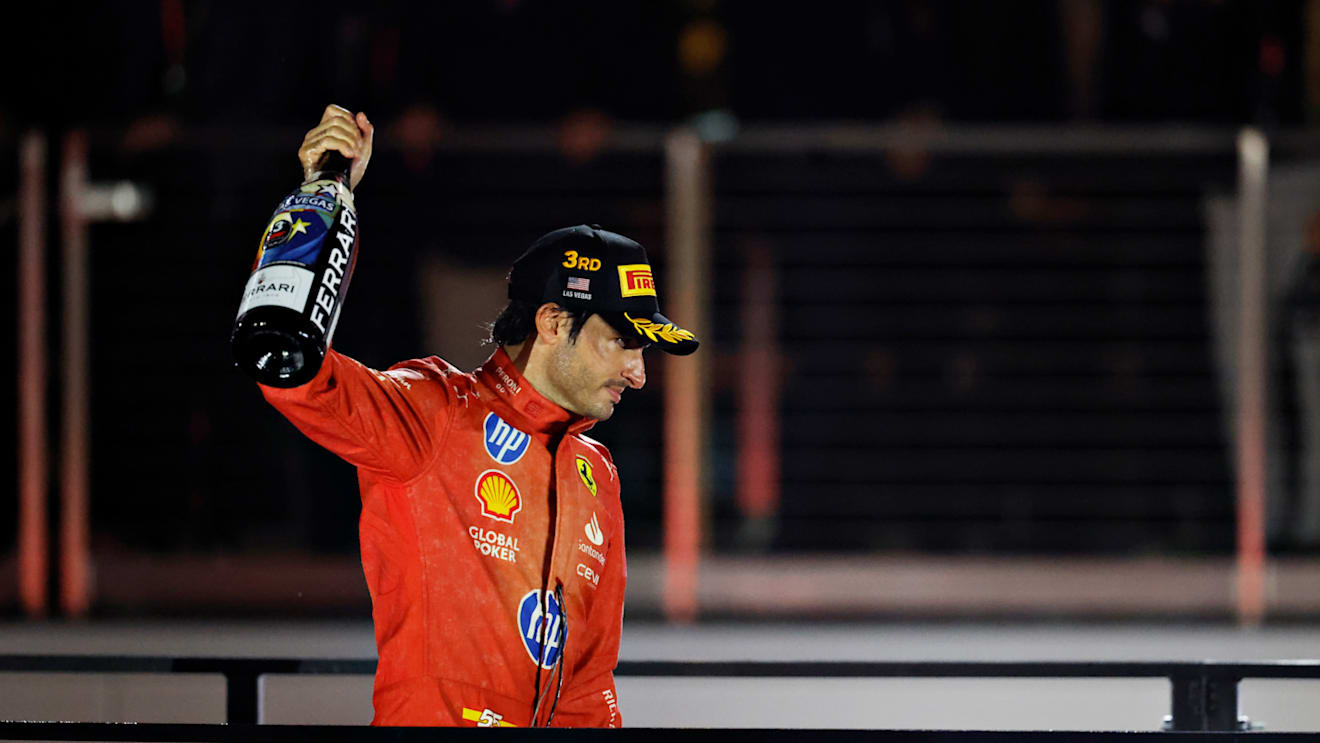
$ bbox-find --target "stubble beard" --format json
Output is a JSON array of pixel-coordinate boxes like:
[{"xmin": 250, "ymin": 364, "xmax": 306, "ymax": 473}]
[{"xmin": 551, "ymin": 344, "xmax": 614, "ymax": 421}]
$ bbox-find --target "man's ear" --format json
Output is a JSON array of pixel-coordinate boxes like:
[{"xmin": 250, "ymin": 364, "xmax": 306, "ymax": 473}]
[{"xmin": 533, "ymin": 303, "xmax": 571, "ymax": 346}]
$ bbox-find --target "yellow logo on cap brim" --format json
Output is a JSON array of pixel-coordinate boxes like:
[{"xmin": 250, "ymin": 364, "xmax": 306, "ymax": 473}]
[
  {"xmin": 618, "ymin": 264, "xmax": 657, "ymax": 297},
  {"xmin": 625, "ymin": 313, "xmax": 695, "ymax": 344}
]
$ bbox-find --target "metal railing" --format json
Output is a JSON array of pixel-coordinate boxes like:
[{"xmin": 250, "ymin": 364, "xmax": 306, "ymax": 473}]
[
  {"xmin": 2, "ymin": 655, "xmax": 1319, "ymax": 732},
  {"xmin": 0, "ymin": 721, "xmax": 1312, "ymax": 742}
]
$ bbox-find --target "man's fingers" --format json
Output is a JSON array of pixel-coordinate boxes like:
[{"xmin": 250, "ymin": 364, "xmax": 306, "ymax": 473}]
[
  {"xmin": 306, "ymin": 107, "xmax": 368, "ymax": 152},
  {"xmin": 308, "ymin": 119, "xmax": 363, "ymax": 150},
  {"xmin": 298, "ymin": 105, "xmax": 372, "ymax": 187},
  {"xmin": 322, "ymin": 103, "xmax": 354, "ymax": 124},
  {"xmin": 347, "ymin": 112, "xmax": 373, "ymax": 191},
  {"xmin": 301, "ymin": 115, "xmax": 362, "ymax": 156},
  {"xmin": 307, "ymin": 133, "xmax": 360, "ymax": 160},
  {"xmin": 300, "ymin": 135, "xmax": 360, "ymax": 173},
  {"xmin": 323, "ymin": 116, "xmax": 363, "ymax": 139},
  {"xmin": 355, "ymin": 114, "xmax": 374, "ymax": 157},
  {"xmin": 304, "ymin": 131, "xmax": 359, "ymax": 156}
]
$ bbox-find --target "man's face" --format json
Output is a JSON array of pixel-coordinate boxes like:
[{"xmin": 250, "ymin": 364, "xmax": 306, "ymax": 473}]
[{"xmin": 546, "ymin": 314, "xmax": 647, "ymax": 420}]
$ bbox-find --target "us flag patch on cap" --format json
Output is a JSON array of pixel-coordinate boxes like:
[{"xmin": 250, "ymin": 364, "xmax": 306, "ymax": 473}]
[{"xmin": 567, "ymin": 276, "xmax": 591, "ymax": 291}]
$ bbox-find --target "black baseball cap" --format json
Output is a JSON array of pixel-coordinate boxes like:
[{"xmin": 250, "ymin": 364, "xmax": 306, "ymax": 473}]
[{"xmin": 508, "ymin": 225, "xmax": 699, "ymax": 355}]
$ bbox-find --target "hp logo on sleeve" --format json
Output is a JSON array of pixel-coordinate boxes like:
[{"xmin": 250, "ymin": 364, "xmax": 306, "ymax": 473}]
[
  {"xmin": 517, "ymin": 590, "xmax": 565, "ymax": 669},
  {"xmin": 484, "ymin": 413, "xmax": 530, "ymax": 465}
]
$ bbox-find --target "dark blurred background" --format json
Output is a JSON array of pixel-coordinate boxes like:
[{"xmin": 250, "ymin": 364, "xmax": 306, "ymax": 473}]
[
  {"xmin": 4, "ymin": 0, "xmax": 1320, "ymax": 619},
  {"xmin": 5, "ymin": 1, "xmax": 1301, "ymax": 128}
]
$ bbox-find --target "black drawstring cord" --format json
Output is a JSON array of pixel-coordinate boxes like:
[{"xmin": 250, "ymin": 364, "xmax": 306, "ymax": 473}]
[
  {"xmin": 528, "ymin": 593, "xmax": 543, "ymax": 728},
  {"xmin": 530, "ymin": 590, "xmax": 550, "ymax": 724},
  {"xmin": 547, "ymin": 584, "xmax": 568, "ymax": 724},
  {"xmin": 530, "ymin": 583, "xmax": 567, "ymax": 723}
]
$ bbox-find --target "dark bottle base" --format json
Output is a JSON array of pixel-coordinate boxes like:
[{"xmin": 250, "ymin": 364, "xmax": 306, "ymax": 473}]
[{"xmin": 231, "ymin": 307, "xmax": 326, "ymax": 388}]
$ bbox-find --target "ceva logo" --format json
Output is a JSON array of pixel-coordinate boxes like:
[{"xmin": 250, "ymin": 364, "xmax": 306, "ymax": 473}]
[
  {"xmin": 517, "ymin": 590, "xmax": 565, "ymax": 670},
  {"xmin": 484, "ymin": 413, "xmax": 530, "ymax": 465}
]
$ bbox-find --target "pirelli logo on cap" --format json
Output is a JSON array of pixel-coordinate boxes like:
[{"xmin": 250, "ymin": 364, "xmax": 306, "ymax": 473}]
[{"xmin": 618, "ymin": 264, "xmax": 656, "ymax": 297}]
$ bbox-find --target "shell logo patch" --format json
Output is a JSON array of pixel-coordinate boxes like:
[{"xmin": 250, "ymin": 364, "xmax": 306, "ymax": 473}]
[
  {"xmin": 576, "ymin": 456, "xmax": 597, "ymax": 497},
  {"xmin": 618, "ymin": 264, "xmax": 657, "ymax": 297},
  {"xmin": 475, "ymin": 470, "xmax": 522, "ymax": 523}
]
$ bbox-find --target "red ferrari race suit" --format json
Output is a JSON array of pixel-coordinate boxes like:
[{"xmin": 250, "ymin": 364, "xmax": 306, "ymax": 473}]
[{"xmin": 260, "ymin": 347, "xmax": 625, "ymax": 727}]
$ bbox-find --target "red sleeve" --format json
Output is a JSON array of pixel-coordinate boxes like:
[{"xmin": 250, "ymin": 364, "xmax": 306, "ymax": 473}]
[
  {"xmin": 552, "ymin": 500, "xmax": 626, "ymax": 728},
  {"xmin": 259, "ymin": 349, "xmax": 454, "ymax": 482}
]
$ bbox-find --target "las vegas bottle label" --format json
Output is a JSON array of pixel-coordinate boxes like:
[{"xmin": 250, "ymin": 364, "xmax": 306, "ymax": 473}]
[{"xmin": 235, "ymin": 177, "xmax": 358, "ymax": 333}]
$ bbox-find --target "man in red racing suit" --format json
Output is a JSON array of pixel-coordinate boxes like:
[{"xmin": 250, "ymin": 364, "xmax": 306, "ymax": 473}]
[{"xmin": 258, "ymin": 105, "xmax": 699, "ymax": 727}]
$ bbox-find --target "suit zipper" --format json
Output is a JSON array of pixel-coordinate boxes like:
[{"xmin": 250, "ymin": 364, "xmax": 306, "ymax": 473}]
[{"xmin": 532, "ymin": 437, "xmax": 567, "ymax": 726}]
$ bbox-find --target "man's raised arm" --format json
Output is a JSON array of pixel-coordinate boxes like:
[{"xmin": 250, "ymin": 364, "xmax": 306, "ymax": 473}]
[{"xmin": 250, "ymin": 106, "xmax": 452, "ymax": 481}]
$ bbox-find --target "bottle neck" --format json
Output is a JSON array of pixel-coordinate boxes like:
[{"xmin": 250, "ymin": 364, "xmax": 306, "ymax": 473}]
[
  {"xmin": 307, "ymin": 169, "xmax": 349, "ymax": 186},
  {"xmin": 315, "ymin": 152, "xmax": 353, "ymax": 186}
]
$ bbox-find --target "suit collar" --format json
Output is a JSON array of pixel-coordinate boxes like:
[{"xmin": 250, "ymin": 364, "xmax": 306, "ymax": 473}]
[{"xmin": 474, "ymin": 347, "xmax": 597, "ymax": 438}]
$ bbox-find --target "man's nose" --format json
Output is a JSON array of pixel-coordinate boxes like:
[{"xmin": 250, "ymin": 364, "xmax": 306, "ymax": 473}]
[{"xmin": 622, "ymin": 353, "xmax": 645, "ymax": 389}]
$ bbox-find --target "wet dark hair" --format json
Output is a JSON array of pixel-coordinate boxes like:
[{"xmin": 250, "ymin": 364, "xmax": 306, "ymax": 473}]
[{"xmin": 488, "ymin": 299, "xmax": 591, "ymax": 346}]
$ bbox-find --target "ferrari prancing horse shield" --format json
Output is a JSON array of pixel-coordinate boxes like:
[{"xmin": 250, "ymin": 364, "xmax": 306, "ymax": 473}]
[{"xmin": 576, "ymin": 456, "xmax": 597, "ymax": 496}]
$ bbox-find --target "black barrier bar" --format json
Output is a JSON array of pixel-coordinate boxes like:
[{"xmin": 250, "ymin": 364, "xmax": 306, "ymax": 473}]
[
  {"xmin": 1169, "ymin": 671, "xmax": 1239, "ymax": 733},
  {"xmin": 0, "ymin": 723, "xmax": 1315, "ymax": 742},
  {"xmin": 3, "ymin": 656, "xmax": 1320, "ymax": 731},
  {"xmin": 615, "ymin": 660, "xmax": 1320, "ymax": 679},
  {"xmin": 7, "ymin": 656, "xmax": 1320, "ymax": 679}
]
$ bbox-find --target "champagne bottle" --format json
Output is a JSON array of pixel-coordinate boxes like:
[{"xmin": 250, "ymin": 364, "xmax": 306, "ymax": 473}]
[{"xmin": 231, "ymin": 152, "xmax": 359, "ymax": 387}]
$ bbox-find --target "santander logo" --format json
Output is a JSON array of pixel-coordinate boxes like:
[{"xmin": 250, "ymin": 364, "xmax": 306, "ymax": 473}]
[{"xmin": 585, "ymin": 513, "xmax": 604, "ymax": 546}]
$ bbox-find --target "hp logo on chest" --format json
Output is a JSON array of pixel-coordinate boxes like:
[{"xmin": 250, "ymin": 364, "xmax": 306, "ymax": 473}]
[{"xmin": 484, "ymin": 412, "xmax": 530, "ymax": 465}]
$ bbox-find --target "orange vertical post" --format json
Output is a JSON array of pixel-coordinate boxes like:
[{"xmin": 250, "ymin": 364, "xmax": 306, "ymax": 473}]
[
  {"xmin": 1235, "ymin": 128, "xmax": 1269, "ymax": 626},
  {"xmin": 18, "ymin": 132, "xmax": 49, "ymax": 617},
  {"xmin": 59, "ymin": 130, "xmax": 93, "ymax": 617},
  {"xmin": 663, "ymin": 130, "xmax": 712, "ymax": 622},
  {"xmin": 735, "ymin": 242, "xmax": 780, "ymax": 533}
]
